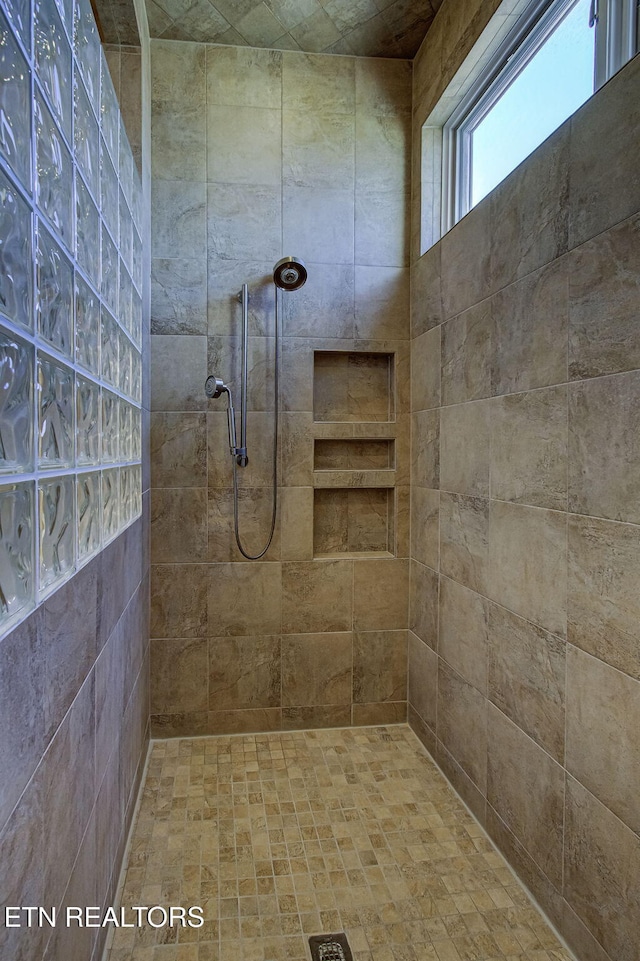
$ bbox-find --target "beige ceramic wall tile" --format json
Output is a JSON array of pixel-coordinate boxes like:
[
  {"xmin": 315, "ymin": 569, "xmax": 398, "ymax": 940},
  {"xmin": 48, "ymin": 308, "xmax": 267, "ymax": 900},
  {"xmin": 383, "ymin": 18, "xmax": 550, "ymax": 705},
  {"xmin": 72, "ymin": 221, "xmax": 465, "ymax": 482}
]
[
  {"xmin": 283, "ymin": 186, "xmax": 354, "ymax": 265},
  {"xmin": 352, "ymin": 701, "xmax": 406, "ymax": 725},
  {"xmin": 491, "ymin": 386, "xmax": 568, "ymax": 511},
  {"xmin": 206, "ymin": 46, "xmax": 283, "ymax": 109},
  {"xmin": 207, "ymin": 487, "xmax": 281, "ymax": 563},
  {"xmin": 151, "ymin": 636, "xmax": 209, "ymax": 713},
  {"xmin": 208, "ymin": 635, "xmax": 281, "ymax": 711},
  {"xmin": 353, "ymin": 557, "xmax": 409, "ymax": 630},
  {"xmin": 353, "ymin": 630, "xmax": 407, "ymax": 703},
  {"xmin": 568, "ymin": 370, "xmax": 640, "ymax": 525},
  {"xmin": 408, "ymin": 631, "xmax": 437, "ymax": 731},
  {"xmin": 281, "ymin": 560, "xmax": 353, "ymax": 633},
  {"xmin": 355, "ymin": 188, "xmax": 410, "ymax": 268},
  {"xmin": 567, "ymin": 513, "xmax": 640, "ymax": 681},
  {"xmin": 151, "ymin": 258, "xmax": 208, "ymax": 335},
  {"xmin": 355, "ymin": 113, "xmax": 410, "ymax": 193},
  {"xmin": 440, "ymin": 399, "xmax": 491, "ymax": 498},
  {"xmin": 566, "ymin": 644, "xmax": 640, "ymax": 836},
  {"xmin": 151, "ymin": 564, "xmax": 209, "ymax": 638},
  {"xmin": 411, "ymin": 325, "xmax": 441, "ymax": 411},
  {"xmin": 487, "ymin": 704, "xmax": 564, "ymax": 888},
  {"xmin": 151, "ymin": 181, "xmax": 207, "ymax": 260},
  {"xmin": 410, "ymin": 243, "xmax": 442, "ymax": 337},
  {"xmin": 439, "ymin": 575, "xmax": 488, "ymax": 694},
  {"xmin": 281, "ymin": 264, "xmax": 355, "ymax": 339},
  {"xmin": 207, "ymin": 105, "xmax": 282, "ymax": 186},
  {"xmin": 283, "ymin": 109, "xmax": 354, "ymax": 190},
  {"xmin": 207, "ymin": 184, "xmax": 282, "ymax": 263},
  {"xmin": 354, "ymin": 266, "xmax": 410, "ymax": 341},
  {"xmin": 440, "ymin": 301, "xmax": 492, "ymax": 406},
  {"xmin": 279, "ymin": 487, "xmax": 313, "ymax": 560},
  {"xmin": 151, "ymin": 39, "xmax": 206, "ymax": 105},
  {"xmin": 208, "ymin": 563, "xmax": 282, "ymax": 636},
  {"xmin": 151, "ymin": 488, "xmax": 208, "ymax": 563},
  {"xmin": 440, "ymin": 200, "xmax": 491, "ymax": 320},
  {"xmin": 410, "ymin": 486, "xmax": 440, "ymax": 571},
  {"xmin": 281, "ymin": 633, "xmax": 352, "ymax": 706},
  {"xmin": 355, "ymin": 57, "xmax": 412, "ymax": 118},
  {"xmin": 438, "ymin": 660, "xmax": 487, "ymax": 791},
  {"xmin": 564, "ymin": 775, "xmax": 640, "ymax": 961},
  {"xmin": 150, "ymin": 335, "xmax": 208, "ymax": 411},
  {"xmin": 489, "ymin": 501, "xmax": 567, "ymax": 638},
  {"xmin": 487, "ymin": 602, "xmax": 566, "ymax": 763},
  {"xmin": 409, "ymin": 559, "xmax": 438, "ymax": 649},
  {"xmin": 282, "ymin": 51, "xmax": 355, "ymax": 115},
  {"xmin": 439, "ymin": 491, "xmax": 489, "ymax": 595},
  {"xmin": 150, "ymin": 412, "xmax": 207, "ymax": 488},
  {"xmin": 411, "ymin": 409, "xmax": 439, "ymax": 490}
]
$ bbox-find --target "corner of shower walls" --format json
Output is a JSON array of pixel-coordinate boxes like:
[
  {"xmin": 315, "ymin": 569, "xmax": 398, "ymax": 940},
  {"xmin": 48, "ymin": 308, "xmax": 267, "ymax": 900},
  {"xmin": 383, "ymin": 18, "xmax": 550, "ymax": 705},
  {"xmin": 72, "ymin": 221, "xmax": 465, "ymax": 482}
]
[{"xmin": 148, "ymin": 41, "xmax": 413, "ymax": 739}]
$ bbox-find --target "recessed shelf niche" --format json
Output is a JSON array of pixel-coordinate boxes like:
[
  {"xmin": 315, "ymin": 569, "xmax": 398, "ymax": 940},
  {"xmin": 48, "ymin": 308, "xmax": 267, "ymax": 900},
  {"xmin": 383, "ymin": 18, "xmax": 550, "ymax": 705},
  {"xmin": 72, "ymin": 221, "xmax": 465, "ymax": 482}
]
[
  {"xmin": 313, "ymin": 351, "xmax": 394, "ymax": 423},
  {"xmin": 313, "ymin": 488, "xmax": 394, "ymax": 558}
]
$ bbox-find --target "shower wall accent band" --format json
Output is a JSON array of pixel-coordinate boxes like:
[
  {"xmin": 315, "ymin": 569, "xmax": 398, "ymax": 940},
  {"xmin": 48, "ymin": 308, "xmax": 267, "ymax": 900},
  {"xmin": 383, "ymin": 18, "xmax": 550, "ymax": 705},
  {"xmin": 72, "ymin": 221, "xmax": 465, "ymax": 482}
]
[{"xmin": 0, "ymin": 0, "xmax": 143, "ymax": 638}]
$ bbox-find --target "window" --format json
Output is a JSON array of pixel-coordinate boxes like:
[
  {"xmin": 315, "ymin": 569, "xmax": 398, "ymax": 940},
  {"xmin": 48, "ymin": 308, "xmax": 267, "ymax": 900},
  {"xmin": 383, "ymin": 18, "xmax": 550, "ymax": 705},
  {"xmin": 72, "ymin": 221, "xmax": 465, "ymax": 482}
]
[{"xmin": 438, "ymin": 0, "xmax": 639, "ymax": 232}]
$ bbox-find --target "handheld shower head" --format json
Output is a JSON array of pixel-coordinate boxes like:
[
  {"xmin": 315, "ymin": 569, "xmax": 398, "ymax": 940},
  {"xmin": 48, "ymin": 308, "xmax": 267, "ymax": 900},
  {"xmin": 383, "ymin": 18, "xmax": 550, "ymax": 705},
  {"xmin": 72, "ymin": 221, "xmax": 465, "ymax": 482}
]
[{"xmin": 273, "ymin": 256, "xmax": 307, "ymax": 291}]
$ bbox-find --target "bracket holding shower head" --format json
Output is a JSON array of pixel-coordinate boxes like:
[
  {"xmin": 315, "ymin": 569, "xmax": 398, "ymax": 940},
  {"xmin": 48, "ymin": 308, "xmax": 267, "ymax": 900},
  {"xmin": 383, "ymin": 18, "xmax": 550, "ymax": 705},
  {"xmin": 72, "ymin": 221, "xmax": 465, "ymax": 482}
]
[{"xmin": 204, "ymin": 375, "xmax": 246, "ymax": 464}]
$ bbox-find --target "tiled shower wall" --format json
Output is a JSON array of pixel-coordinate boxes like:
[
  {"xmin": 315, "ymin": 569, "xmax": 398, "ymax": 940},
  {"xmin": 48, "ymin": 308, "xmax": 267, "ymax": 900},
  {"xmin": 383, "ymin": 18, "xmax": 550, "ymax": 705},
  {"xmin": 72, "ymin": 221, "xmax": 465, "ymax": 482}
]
[
  {"xmin": 0, "ymin": 0, "xmax": 151, "ymax": 957},
  {"xmin": 149, "ymin": 42, "xmax": 412, "ymax": 735},
  {"xmin": 408, "ymin": 2, "xmax": 640, "ymax": 959}
]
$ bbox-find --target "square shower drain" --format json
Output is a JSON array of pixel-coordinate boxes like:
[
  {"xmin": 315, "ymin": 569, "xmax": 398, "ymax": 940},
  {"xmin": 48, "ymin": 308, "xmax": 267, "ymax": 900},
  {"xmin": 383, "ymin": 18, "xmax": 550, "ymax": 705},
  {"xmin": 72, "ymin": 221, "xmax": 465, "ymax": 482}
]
[{"xmin": 308, "ymin": 933, "xmax": 353, "ymax": 961}]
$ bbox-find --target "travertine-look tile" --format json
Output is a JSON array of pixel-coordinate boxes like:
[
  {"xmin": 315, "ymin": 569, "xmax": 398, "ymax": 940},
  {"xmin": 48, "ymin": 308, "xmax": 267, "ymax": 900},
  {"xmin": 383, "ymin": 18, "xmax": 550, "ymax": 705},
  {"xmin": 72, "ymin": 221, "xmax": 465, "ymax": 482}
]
[
  {"xmin": 151, "ymin": 180, "xmax": 206, "ymax": 260},
  {"xmin": 440, "ymin": 399, "xmax": 491, "ymax": 498},
  {"xmin": 281, "ymin": 263, "xmax": 355, "ymax": 339},
  {"xmin": 567, "ymin": 513, "xmax": 640, "ymax": 680},
  {"xmin": 207, "ymin": 487, "xmax": 281, "ymax": 563},
  {"xmin": 151, "ymin": 99, "xmax": 206, "ymax": 182},
  {"xmin": 355, "ymin": 187, "xmax": 409, "ymax": 268},
  {"xmin": 410, "ymin": 242, "xmax": 442, "ymax": 337},
  {"xmin": 281, "ymin": 559, "xmax": 352, "ymax": 633},
  {"xmin": 208, "ymin": 562, "xmax": 281, "ymax": 636},
  {"xmin": 410, "ymin": 486, "xmax": 439, "ymax": 571},
  {"xmin": 151, "ymin": 412, "xmax": 207, "ymax": 487},
  {"xmin": 0, "ymin": 779, "xmax": 45, "ymax": 961},
  {"xmin": 491, "ymin": 386, "xmax": 568, "ymax": 511},
  {"xmin": 439, "ymin": 576, "xmax": 488, "ymax": 695},
  {"xmin": 151, "ymin": 39, "xmax": 206, "ymax": 104},
  {"xmin": 488, "ymin": 602, "xmax": 565, "ymax": 763},
  {"xmin": 281, "ymin": 632, "xmax": 352, "ymax": 706},
  {"xmin": 206, "ymin": 45, "xmax": 282, "ymax": 109},
  {"xmin": 151, "ymin": 258, "xmax": 208, "ymax": 335},
  {"xmin": 441, "ymin": 300, "xmax": 492, "ymax": 406},
  {"xmin": 207, "ymin": 105, "xmax": 282, "ymax": 186},
  {"xmin": 411, "ymin": 325, "xmax": 440, "ymax": 411},
  {"xmin": 355, "ymin": 113, "xmax": 410, "ymax": 193},
  {"xmin": 409, "ymin": 558, "xmax": 438, "ymax": 649},
  {"xmin": 487, "ymin": 705, "xmax": 564, "ymax": 888},
  {"xmin": 438, "ymin": 660, "xmax": 487, "ymax": 792},
  {"xmin": 283, "ymin": 186, "xmax": 354, "ymax": 265},
  {"xmin": 569, "ymin": 212, "xmax": 640, "ymax": 379},
  {"xmin": 353, "ymin": 558, "xmax": 409, "ymax": 631},
  {"xmin": 352, "ymin": 701, "xmax": 407, "ymax": 725},
  {"xmin": 490, "ymin": 258, "xmax": 568, "ymax": 396},
  {"xmin": 209, "ymin": 635, "xmax": 281, "ymax": 711},
  {"xmin": 489, "ymin": 501, "xmax": 567, "ymax": 638},
  {"xmin": 489, "ymin": 122, "xmax": 569, "ymax": 290},
  {"xmin": 353, "ymin": 630, "xmax": 407, "ymax": 703},
  {"xmin": 150, "ymin": 564, "xmax": 209, "ymax": 638},
  {"xmin": 568, "ymin": 370, "xmax": 640, "ymax": 525},
  {"xmin": 282, "ymin": 50, "xmax": 355, "ymax": 114},
  {"xmin": 151, "ymin": 488, "xmax": 208, "ymax": 563},
  {"xmin": 283, "ymin": 109, "xmax": 354, "ymax": 190},
  {"xmin": 408, "ymin": 632, "xmax": 437, "ymax": 731},
  {"xmin": 440, "ymin": 492, "xmax": 490, "ymax": 595},
  {"xmin": 279, "ymin": 487, "xmax": 313, "ymax": 560},
  {"xmin": 566, "ymin": 644, "xmax": 640, "ymax": 836},
  {"xmin": 354, "ymin": 265, "xmax": 410, "ymax": 340},
  {"xmin": 207, "ymin": 183, "xmax": 282, "ymax": 263},
  {"xmin": 151, "ymin": 636, "xmax": 209, "ymax": 714},
  {"xmin": 440, "ymin": 199, "xmax": 491, "ymax": 319},
  {"xmin": 564, "ymin": 775, "xmax": 640, "ymax": 961},
  {"xmin": 411, "ymin": 409, "xmax": 439, "ymax": 489},
  {"xmin": 151, "ymin": 335, "xmax": 208, "ymax": 411}
]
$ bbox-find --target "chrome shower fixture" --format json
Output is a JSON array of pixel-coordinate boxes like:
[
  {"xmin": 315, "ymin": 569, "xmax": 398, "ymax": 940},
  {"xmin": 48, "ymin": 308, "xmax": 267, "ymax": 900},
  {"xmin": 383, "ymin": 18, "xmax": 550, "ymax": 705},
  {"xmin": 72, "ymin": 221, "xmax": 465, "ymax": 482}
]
[
  {"xmin": 204, "ymin": 376, "xmax": 242, "ymax": 462},
  {"xmin": 273, "ymin": 256, "xmax": 307, "ymax": 291}
]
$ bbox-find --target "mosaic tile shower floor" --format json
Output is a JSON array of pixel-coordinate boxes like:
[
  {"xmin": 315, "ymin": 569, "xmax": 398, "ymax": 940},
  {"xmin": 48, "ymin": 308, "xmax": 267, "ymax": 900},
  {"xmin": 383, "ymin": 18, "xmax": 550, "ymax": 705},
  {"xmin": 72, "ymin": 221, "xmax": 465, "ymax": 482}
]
[{"xmin": 106, "ymin": 726, "xmax": 575, "ymax": 961}]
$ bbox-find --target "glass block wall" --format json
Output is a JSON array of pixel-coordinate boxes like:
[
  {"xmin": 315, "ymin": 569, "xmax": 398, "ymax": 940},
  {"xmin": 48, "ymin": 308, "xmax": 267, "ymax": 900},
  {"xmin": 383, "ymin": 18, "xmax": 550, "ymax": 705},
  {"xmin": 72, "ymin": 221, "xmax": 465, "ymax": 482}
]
[{"xmin": 0, "ymin": 0, "xmax": 143, "ymax": 637}]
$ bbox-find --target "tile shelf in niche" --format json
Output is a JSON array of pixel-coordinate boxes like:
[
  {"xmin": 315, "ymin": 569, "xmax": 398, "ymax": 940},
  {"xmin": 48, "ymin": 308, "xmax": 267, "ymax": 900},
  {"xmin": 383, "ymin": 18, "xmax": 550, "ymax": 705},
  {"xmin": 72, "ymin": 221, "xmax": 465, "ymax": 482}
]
[{"xmin": 313, "ymin": 470, "xmax": 396, "ymax": 489}]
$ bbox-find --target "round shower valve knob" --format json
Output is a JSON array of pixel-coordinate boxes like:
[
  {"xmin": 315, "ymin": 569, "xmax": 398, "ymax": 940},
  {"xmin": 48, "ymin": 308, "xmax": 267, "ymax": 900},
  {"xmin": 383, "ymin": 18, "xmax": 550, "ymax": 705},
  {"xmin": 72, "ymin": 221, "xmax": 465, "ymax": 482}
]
[{"xmin": 205, "ymin": 375, "xmax": 225, "ymax": 399}]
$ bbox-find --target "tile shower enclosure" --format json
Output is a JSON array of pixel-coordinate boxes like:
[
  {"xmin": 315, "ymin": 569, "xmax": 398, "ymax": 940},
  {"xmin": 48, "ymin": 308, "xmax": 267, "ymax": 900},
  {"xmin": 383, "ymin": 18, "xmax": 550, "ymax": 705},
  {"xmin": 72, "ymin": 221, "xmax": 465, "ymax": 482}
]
[{"xmin": 0, "ymin": 0, "xmax": 143, "ymax": 635}]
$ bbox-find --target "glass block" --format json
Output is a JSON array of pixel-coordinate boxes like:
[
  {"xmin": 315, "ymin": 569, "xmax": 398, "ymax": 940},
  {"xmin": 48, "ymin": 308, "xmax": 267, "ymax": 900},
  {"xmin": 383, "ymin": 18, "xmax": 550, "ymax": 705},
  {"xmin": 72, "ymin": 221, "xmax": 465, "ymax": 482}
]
[
  {"xmin": 77, "ymin": 470, "xmax": 101, "ymax": 559},
  {"xmin": 119, "ymin": 189, "xmax": 133, "ymax": 275},
  {"xmin": 118, "ymin": 401, "xmax": 131, "ymax": 461},
  {"xmin": 119, "ymin": 465, "xmax": 134, "ymax": 527},
  {"xmin": 74, "ymin": 0, "xmax": 100, "ymax": 116},
  {"xmin": 75, "ymin": 175, "xmax": 100, "ymax": 287},
  {"xmin": 119, "ymin": 115, "xmax": 133, "ymax": 208},
  {"xmin": 131, "ymin": 349, "xmax": 142, "ymax": 404},
  {"xmin": 76, "ymin": 375, "xmax": 100, "ymax": 465},
  {"xmin": 118, "ymin": 260, "xmax": 132, "ymax": 334},
  {"xmin": 101, "ymin": 306, "xmax": 118, "ymax": 387},
  {"xmin": 132, "ymin": 226, "xmax": 142, "ymax": 293},
  {"xmin": 131, "ymin": 290, "xmax": 142, "ymax": 347},
  {"xmin": 74, "ymin": 73, "xmax": 99, "ymax": 201},
  {"xmin": 53, "ymin": 0, "xmax": 73, "ymax": 38},
  {"xmin": 131, "ymin": 172, "xmax": 143, "ymax": 236},
  {"xmin": 39, "ymin": 473, "xmax": 75, "ymax": 593},
  {"xmin": 3, "ymin": 0, "xmax": 31, "ymax": 52},
  {"xmin": 36, "ymin": 223, "xmax": 73, "ymax": 357},
  {"xmin": 101, "ymin": 467, "xmax": 119, "ymax": 541},
  {"xmin": 0, "ymin": 168, "xmax": 33, "ymax": 332},
  {"xmin": 75, "ymin": 274, "xmax": 100, "ymax": 374},
  {"xmin": 0, "ymin": 328, "xmax": 33, "ymax": 473},
  {"xmin": 131, "ymin": 405, "xmax": 141, "ymax": 460},
  {"xmin": 0, "ymin": 12, "xmax": 31, "ymax": 190},
  {"xmin": 131, "ymin": 463, "xmax": 141, "ymax": 516},
  {"xmin": 37, "ymin": 354, "xmax": 74, "ymax": 469},
  {"xmin": 100, "ymin": 55, "xmax": 119, "ymax": 165},
  {"xmin": 34, "ymin": 0, "xmax": 72, "ymax": 140},
  {"xmin": 101, "ymin": 389, "xmax": 118, "ymax": 463},
  {"xmin": 118, "ymin": 327, "xmax": 131, "ymax": 397},
  {"xmin": 101, "ymin": 225, "xmax": 118, "ymax": 316},
  {"xmin": 0, "ymin": 481, "xmax": 34, "ymax": 625},
  {"xmin": 100, "ymin": 138, "xmax": 118, "ymax": 242},
  {"xmin": 35, "ymin": 92, "xmax": 73, "ymax": 249}
]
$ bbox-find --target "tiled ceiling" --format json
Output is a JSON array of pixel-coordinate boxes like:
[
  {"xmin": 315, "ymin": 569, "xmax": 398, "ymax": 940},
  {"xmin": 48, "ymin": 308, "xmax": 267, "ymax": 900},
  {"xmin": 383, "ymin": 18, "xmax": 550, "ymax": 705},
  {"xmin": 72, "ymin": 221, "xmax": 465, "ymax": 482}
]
[{"xmin": 144, "ymin": 0, "xmax": 442, "ymax": 57}]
